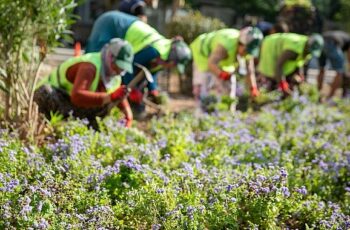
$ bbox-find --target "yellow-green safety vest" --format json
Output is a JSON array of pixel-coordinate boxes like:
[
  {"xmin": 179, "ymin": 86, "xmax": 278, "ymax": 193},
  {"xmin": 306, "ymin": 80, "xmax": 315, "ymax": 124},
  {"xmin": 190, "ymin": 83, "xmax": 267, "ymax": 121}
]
[
  {"xmin": 258, "ymin": 33, "xmax": 311, "ymax": 78},
  {"xmin": 125, "ymin": 20, "xmax": 172, "ymax": 61},
  {"xmin": 38, "ymin": 53, "xmax": 121, "ymax": 94},
  {"xmin": 190, "ymin": 29, "xmax": 240, "ymax": 72}
]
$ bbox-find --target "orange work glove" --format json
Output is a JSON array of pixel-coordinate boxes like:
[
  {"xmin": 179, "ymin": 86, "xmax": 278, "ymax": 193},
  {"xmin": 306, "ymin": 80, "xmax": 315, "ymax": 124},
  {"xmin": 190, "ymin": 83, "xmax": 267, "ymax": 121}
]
[
  {"xmin": 250, "ymin": 86, "xmax": 260, "ymax": 97},
  {"xmin": 129, "ymin": 88, "xmax": 143, "ymax": 104},
  {"xmin": 218, "ymin": 71, "xmax": 231, "ymax": 81},
  {"xmin": 278, "ymin": 80, "xmax": 290, "ymax": 93},
  {"xmin": 110, "ymin": 85, "xmax": 129, "ymax": 101}
]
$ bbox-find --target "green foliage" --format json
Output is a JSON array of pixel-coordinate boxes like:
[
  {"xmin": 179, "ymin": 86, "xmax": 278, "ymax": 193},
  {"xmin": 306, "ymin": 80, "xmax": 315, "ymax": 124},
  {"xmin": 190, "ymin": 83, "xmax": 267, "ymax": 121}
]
[
  {"xmin": 219, "ymin": 0, "xmax": 280, "ymax": 21},
  {"xmin": 0, "ymin": 92, "xmax": 350, "ymax": 228},
  {"xmin": 166, "ymin": 11, "xmax": 226, "ymax": 44},
  {"xmin": 201, "ymin": 94, "xmax": 237, "ymax": 113},
  {"xmin": 334, "ymin": 0, "xmax": 350, "ymax": 32},
  {"xmin": 0, "ymin": 0, "xmax": 78, "ymax": 140}
]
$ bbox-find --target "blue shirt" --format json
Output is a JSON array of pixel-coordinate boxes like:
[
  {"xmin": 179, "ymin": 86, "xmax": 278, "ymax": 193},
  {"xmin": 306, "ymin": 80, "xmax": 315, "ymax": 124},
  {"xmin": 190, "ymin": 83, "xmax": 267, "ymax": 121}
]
[
  {"xmin": 85, "ymin": 11, "xmax": 138, "ymax": 53},
  {"xmin": 119, "ymin": 0, "xmax": 146, "ymax": 16},
  {"xmin": 122, "ymin": 46, "xmax": 160, "ymax": 91}
]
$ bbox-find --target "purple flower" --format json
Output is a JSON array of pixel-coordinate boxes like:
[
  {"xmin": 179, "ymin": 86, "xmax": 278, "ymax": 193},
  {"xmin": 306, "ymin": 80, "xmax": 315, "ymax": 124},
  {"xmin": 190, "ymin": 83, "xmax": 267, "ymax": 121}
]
[
  {"xmin": 296, "ymin": 186, "xmax": 308, "ymax": 195},
  {"xmin": 20, "ymin": 204, "xmax": 33, "ymax": 216},
  {"xmin": 37, "ymin": 201, "xmax": 43, "ymax": 212},
  {"xmin": 226, "ymin": 184, "xmax": 235, "ymax": 192},
  {"xmin": 260, "ymin": 187, "xmax": 270, "ymax": 194},
  {"xmin": 280, "ymin": 169, "xmax": 288, "ymax": 178},
  {"xmin": 281, "ymin": 187, "xmax": 290, "ymax": 197},
  {"xmin": 319, "ymin": 161, "xmax": 328, "ymax": 170},
  {"xmin": 187, "ymin": 206, "xmax": 196, "ymax": 219},
  {"xmin": 152, "ymin": 224, "xmax": 161, "ymax": 230},
  {"xmin": 157, "ymin": 138, "xmax": 167, "ymax": 149},
  {"xmin": 34, "ymin": 218, "xmax": 49, "ymax": 229}
]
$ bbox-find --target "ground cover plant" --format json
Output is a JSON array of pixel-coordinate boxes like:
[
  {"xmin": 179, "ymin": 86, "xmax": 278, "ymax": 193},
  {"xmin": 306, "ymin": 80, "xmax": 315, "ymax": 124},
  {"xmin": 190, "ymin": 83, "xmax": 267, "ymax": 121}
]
[{"xmin": 0, "ymin": 86, "xmax": 349, "ymax": 229}]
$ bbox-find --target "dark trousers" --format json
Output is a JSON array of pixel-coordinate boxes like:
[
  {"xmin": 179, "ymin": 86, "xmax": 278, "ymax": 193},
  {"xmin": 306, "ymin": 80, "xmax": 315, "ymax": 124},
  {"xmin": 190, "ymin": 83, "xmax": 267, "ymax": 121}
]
[{"xmin": 34, "ymin": 85, "xmax": 110, "ymax": 128}]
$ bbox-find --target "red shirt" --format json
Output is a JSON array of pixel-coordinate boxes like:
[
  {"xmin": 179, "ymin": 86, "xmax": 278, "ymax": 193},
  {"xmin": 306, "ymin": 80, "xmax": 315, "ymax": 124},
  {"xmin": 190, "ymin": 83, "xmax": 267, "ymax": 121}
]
[{"xmin": 67, "ymin": 62, "xmax": 107, "ymax": 108}]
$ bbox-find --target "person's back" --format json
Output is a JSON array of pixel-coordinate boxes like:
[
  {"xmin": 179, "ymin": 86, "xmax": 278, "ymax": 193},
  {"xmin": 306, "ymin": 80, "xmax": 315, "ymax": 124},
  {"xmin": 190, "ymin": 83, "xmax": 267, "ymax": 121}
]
[
  {"xmin": 323, "ymin": 31, "xmax": 350, "ymax": 51},
  {"xmin": 258, "ymin": 33, "xmax": 309, "ymax": 78},
  {"xmin": 190, "ymin": 29, "xmax": 240, "ymax": 72},
  {"xmin": 318, "ymin": 30, "xmax": 350, "ymax": 99},
  {"xmin": 85, "ymin": 11, "xmax": 138, "ymax": 53}
]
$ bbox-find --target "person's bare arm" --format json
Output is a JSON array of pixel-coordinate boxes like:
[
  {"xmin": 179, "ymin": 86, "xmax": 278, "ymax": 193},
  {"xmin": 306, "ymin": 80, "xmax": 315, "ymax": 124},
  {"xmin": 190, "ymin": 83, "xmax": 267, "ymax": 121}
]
[
  {"xmin": 275, "ymin": 50, "xmax": 298, "ymax": 81},
  {"xmin": 208, "ymin": 44, "xmax": 229, "ymax": 76},
  {"xmin": 71, "ymin": 63, "xmax": 111, "ymax": 108},
  {"xmin": 246, "ymin": 58, "xmax": 257, "ymax": 88}
]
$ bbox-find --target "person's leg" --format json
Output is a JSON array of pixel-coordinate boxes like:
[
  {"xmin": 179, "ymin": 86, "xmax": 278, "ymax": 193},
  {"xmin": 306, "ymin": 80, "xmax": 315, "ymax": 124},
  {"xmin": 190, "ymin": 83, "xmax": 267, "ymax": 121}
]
[
  {"xmin": 326, "ymin": 40, "xmax": 345, "ymax": 98},
  {"xmin": 34, "ymin": 84, "xmax": 110, "ymax": 129},
  {"xmin": 192, "ymin": 63, "xmax": 203, "ymax": 102},
  {"xmin": 317, "ymin": 50, "xmax": 327, "ymax": 92},
  {"xmin": 328, "ymin": 72, "xmax": 343, "ymax": 98},
  {"xmin": 317, "ymin": 67, "xmax": 325, "ymax": 91},
  {"xmin": 34, "ymin": 84, "xmax": 72, "ymax": 119},
  {"xmin": 343, "ymin": 73, "xmax": 350, "ymax": 98}
]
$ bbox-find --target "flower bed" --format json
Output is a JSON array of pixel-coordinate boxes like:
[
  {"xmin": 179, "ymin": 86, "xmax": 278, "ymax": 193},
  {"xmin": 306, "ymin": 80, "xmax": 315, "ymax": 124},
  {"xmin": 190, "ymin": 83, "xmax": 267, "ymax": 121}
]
[{"xmin": 0, "ymin": 91, "xmax": 349, "ymax": 229}]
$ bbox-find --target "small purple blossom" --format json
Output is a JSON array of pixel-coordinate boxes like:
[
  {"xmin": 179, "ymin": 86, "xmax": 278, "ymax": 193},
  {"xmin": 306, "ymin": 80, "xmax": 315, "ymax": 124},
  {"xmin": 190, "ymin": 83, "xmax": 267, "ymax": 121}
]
[
  {"xmin": 152, "ymin": 224, "xmax": 161, "ymax": 230},
  {"xmin": 296, "ymin": 186, "xmax": 308, "ymax": 195},
  {"xmin": 280, "ymin": 169, "xmax": 288, "ymax": 178},
  {"xmin": 281, "ymin": 186, "xmax": 290, "ymax": 197}
]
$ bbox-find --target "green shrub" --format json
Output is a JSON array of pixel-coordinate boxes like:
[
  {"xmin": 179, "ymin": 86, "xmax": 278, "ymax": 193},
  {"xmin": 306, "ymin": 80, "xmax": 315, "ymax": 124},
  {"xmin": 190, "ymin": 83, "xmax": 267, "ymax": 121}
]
[{"xmin": 166, "ymin": 11, "xmax": 227, "ymax": 44}]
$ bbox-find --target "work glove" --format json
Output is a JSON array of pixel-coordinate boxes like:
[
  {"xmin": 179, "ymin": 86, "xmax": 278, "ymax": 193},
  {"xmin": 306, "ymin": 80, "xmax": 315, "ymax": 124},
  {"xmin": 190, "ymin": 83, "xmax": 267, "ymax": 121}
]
[
  {"xmin": 218, "ymin": 71, "xmax": 231, "ymax": 81},
  {"xmin": 250, "ymin": 86, "xmax": 260, "ymax": 97},
  {"xmin": 129, "ymin": 88, "xmax": 143, "ymax": 104},
  {"xmin": 110, "ymin": 85, "xmax": 129, "ymax": 101},
  {"xmin": 278, "ymin": 80, "xmax": 290, "ymax": 93}
]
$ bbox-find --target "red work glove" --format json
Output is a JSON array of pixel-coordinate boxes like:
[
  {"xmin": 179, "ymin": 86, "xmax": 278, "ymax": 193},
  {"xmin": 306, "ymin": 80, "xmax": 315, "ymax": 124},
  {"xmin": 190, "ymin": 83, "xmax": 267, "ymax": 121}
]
[
  {"xmin": 278, "ymin": 80, "xmax": 290, "ymax": 93},
  {"xmin": 218, "ymin": 71, "xmax": 231, "ymax": 81},
  {"xmin": 110, "ymin": 85, "xmax": 129, "ymax": 101},
  {"xmin": 118, "ymin": 99, "xmax": 133, "ymax": 128},
  {"xmin": 250, "ymin": 86, "xmax": 260, "ymax": 97},
  {"xmin": 129, "ymin": 88, "xmax": 143, "ymax": 104}
]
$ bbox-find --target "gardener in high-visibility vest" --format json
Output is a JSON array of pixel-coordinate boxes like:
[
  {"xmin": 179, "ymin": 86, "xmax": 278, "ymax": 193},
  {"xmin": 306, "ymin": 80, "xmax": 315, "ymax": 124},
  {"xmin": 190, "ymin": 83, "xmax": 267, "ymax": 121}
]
[
  {"xmin": 257, "ymin": 33, "xmax": 324, "ymax": 95},
  {"xmin": 119, "ymin": 0, "xmax": 156, "ymax": 23},
  {"xmin": 34, "ymin": 38, "xmax": 134, "ymax": 128},
  {"xmin": 190, "ymin": 27, "xmax": 263, "ymax": 110},
  {"xmin": 85, "ymin": 11, "xmax": 192, "ymax": 117}
]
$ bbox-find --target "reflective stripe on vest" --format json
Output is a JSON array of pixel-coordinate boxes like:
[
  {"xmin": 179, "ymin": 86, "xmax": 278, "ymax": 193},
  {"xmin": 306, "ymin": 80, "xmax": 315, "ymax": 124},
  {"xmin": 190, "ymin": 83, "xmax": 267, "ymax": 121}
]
[
  {"xmin": 47, "ymin": 53, "xmax": 102, "ymax": 95},
  {"xmin": 190, "ymin": 29, "xmax": 240, "ymax": 72},
  {"xmin": 125, "ymin": 20, "xmax": 172, "ymax": 60},
  {"xmin": 258, "ymin": 33, "xmax": 309, "ymax": 78}
]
